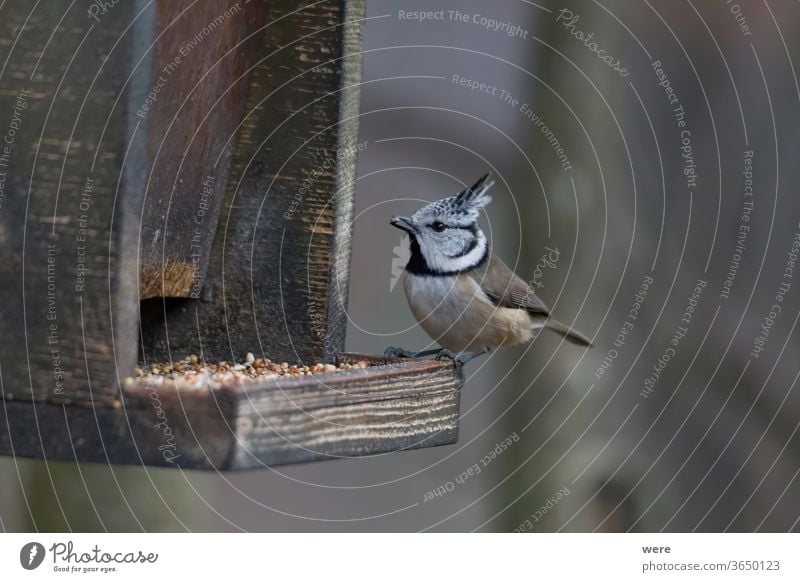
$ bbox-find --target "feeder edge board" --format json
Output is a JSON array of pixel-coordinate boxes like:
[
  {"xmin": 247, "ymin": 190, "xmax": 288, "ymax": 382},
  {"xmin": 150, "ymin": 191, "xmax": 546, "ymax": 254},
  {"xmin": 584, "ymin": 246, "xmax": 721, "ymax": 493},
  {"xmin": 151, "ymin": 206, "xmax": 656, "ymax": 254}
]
[{"xmin": 0, "ymin": 357, "xmax": 462, "ymax": 470}]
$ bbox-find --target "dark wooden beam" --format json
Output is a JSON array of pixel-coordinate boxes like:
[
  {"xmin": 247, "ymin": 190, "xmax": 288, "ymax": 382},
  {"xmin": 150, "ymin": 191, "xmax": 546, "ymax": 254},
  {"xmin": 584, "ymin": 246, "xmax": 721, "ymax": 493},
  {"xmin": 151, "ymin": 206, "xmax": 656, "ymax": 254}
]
[
  {"xmin": 137, "ymin": 0, "xmax": 268, "ymax": 300},
  {"xmin": 139, "ymin": 0, "xmax": 366, "ymax": 365}
]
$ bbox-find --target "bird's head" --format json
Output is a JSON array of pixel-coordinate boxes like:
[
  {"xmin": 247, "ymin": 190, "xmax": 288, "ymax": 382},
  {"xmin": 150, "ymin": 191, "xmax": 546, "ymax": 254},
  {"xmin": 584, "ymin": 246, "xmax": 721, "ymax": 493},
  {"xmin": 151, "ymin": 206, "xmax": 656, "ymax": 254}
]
[{"xmin": 390, "ymin": 173, "xmax": 494, "ymax": 275}]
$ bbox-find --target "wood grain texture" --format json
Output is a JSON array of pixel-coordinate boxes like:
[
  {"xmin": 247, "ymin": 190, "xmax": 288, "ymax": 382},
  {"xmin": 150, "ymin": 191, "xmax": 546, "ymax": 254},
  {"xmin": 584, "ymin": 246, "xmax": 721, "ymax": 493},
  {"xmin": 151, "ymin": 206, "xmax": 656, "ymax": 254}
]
[
  {"xmin": 0, "ymin": 356, "xmax": 462, "ymax": 470},
  {"xmin": 0, "ymin": 2, "xmax": 141, "ymax": 406},
  {"xmin": 139, "ymin": 0, "xmax": 366, "ymax": 365},
  {"xmin": 137, "ymin": 0, "xmax": 268, "ymax": 299}
]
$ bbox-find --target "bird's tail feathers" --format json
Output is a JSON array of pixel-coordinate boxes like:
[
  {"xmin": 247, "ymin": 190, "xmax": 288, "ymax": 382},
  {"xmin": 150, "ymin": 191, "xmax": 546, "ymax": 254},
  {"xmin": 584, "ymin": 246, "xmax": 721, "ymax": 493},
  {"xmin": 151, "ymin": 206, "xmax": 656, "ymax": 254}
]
[{"xmin": 542, "ymin": 318, "xmax": 593, "ymax": 347}]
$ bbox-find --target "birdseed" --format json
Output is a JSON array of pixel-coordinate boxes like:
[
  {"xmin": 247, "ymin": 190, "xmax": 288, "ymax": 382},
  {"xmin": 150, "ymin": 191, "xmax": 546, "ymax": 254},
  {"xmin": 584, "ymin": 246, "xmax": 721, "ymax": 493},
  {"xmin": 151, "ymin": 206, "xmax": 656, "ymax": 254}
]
[{"xmin": 125, "ymin": 352, "xmax": 370, "ymax": 391}]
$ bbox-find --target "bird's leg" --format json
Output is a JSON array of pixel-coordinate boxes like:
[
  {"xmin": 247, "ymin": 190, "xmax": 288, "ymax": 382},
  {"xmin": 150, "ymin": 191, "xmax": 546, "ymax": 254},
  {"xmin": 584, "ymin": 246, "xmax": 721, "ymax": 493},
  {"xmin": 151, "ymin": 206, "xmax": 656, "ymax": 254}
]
[
  {"xmin": 383, "ymin": 346, "xmax": 449, "ymax": 359},
  {"xmin": 435, "ymin": 347, "xmax": 491, "ymax": 366}
]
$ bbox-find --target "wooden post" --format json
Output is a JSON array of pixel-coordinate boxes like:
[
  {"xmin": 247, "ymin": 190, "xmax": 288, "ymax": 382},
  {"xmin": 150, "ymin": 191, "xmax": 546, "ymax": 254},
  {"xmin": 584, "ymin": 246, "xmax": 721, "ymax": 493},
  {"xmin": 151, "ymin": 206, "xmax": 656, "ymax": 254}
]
[{"xmin": 0, "ymin": 0, "xmax": 141, "ymax": 406}]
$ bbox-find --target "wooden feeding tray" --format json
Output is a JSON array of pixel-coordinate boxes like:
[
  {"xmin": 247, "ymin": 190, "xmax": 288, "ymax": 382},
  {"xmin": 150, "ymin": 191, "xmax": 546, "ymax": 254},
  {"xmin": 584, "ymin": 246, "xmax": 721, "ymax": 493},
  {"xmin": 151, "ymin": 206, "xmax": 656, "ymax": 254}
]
[
  {"xmin": 1, "ymin": 354, "xmax": 460, "ymax": 470},
  {"xmin": 0, "ymin": 0, "xmax": 462, "ymax": 470}
]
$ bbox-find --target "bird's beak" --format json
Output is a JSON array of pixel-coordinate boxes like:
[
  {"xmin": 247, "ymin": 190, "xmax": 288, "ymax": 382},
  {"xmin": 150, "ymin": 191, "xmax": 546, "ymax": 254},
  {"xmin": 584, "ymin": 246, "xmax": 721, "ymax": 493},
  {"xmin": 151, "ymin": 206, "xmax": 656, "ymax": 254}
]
[{"xmin": 390, "ymin": 215, "xmax": 418, "ymax": 235}]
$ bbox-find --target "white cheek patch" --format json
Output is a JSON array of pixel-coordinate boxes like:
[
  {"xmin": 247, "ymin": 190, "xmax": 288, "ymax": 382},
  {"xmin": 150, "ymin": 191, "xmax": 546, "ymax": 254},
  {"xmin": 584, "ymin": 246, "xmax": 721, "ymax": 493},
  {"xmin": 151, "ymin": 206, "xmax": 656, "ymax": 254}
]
[{"xmin": 423, "ymin": 232, "xmax": 487, "ymax": 273}]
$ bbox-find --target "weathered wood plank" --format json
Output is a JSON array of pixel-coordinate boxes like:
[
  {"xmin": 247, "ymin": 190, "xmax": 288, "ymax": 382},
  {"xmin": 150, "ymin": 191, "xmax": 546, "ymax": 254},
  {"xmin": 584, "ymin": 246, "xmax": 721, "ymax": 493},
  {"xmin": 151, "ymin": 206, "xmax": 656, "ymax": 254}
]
[
  {"xmin": 139, "ymin": 0, "xmax": 366, "ymax": 364},
  {"xmin": 230, "ymin": 357, "xmax": 459, "ymax": 466},
  {"xmin": 0, "ymin": 357, "xmax": 461, "ymax": 470},
  {"xmin": 137, "ymin": 0, "xmax": 268, "ymax": 299},
  {"xmin": 0, "ymin": 1, "xmax": 141, "ymax": 406}
]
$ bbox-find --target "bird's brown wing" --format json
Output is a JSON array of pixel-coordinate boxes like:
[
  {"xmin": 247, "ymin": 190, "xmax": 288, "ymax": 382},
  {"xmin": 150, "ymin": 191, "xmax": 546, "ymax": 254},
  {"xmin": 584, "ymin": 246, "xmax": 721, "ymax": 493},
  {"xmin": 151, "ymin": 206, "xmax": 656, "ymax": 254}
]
[
  {"xmin": 471, "ymin": 250, "xmax": 593, "ymax": 347},
  {"xmin": 469, "ymin": 251, "xmax": 551, "ymax": 316}
]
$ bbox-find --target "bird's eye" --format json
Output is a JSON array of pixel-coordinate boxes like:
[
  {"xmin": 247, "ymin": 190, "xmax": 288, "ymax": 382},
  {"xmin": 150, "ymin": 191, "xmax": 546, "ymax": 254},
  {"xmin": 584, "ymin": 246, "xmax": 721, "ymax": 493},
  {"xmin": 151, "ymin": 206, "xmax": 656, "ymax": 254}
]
[{"xmin": 431, "ymin": 221, "xmax": 446, "ymax": 232}]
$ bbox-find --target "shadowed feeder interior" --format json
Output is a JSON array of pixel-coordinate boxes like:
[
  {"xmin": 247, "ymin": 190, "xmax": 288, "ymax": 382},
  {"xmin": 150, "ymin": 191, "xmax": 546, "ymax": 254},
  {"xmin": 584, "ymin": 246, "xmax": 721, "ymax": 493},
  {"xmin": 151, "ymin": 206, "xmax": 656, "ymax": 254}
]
[{"xmin": 0, "ymin": 0, "xmax": 462, "ymax": 470}]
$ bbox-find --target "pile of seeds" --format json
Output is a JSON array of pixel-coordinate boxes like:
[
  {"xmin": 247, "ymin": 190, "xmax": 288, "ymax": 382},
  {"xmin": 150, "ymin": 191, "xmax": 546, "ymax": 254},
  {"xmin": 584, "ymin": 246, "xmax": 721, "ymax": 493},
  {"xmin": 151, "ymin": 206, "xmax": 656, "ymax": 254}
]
[{"xmin": 126, "ymin": 352, "xmax": 370, "ymax": 390}]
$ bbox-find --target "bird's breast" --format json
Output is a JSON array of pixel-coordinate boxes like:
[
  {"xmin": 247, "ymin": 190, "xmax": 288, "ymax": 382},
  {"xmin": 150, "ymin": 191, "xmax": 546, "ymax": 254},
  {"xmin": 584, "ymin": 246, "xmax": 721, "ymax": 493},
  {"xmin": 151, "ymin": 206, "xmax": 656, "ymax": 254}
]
[{"xmin": 402, "ymin": 272, "xmax": 533, "ymax": 352}]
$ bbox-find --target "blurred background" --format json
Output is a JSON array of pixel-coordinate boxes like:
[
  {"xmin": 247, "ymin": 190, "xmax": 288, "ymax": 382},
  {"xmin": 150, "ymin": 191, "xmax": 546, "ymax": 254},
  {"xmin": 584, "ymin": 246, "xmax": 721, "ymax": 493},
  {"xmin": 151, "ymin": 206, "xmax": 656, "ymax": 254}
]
[{"xmin": 2, "ymin": 0, "xmax": 800, "ymax": 532}]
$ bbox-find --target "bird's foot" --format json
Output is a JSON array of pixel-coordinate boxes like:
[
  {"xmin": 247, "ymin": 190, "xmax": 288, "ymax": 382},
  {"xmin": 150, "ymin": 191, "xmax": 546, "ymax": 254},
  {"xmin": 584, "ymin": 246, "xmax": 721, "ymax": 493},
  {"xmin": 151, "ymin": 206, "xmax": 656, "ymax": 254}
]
[
  {"xmin": 434, "ymin": 348, "xmax": 459, "ymax": 363},
  {"xmin": 384, "ymin": 346, "xmax": 490, "ymax": 367},
  {"xmin": 383, "ymin": 346, "xmax": 417, "ymax": 359},
  {"xmin": 435, "ymin": 347, "xmax": 491, "ymax": 366},
  {"xmin": 383, "ymin": 346, "xmax": 451, "ymax": 361}
]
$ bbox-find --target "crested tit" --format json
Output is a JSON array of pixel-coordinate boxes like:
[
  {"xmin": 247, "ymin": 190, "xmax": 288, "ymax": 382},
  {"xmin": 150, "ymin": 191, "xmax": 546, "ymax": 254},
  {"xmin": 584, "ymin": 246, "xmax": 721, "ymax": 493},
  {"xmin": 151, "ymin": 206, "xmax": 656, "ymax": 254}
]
[{"xmin": 387, "ymin": 173, "xmax": 592, "ymax": 364}]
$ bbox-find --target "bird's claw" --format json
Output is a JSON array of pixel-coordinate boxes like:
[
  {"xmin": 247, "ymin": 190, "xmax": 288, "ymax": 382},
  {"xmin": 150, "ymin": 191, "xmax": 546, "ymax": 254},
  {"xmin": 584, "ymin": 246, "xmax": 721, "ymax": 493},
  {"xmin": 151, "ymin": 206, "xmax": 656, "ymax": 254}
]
[
  {"xmin": 435, "ymin": 348, "xmax": 490, "ymax": 366},
  {"xmin": 384, "ymin": 346, "xmax": 415, "ymax": 360},
  {"xmin": 385, "ymin": 346, "xmax": 485, "ymax": 366},
  {"xmin": 436, "ymin": 348, "xmax": 476, "ymax": 368},
  {"xmin": 434, "ymin": 349, "xmax": 462, "ymax": 365}
]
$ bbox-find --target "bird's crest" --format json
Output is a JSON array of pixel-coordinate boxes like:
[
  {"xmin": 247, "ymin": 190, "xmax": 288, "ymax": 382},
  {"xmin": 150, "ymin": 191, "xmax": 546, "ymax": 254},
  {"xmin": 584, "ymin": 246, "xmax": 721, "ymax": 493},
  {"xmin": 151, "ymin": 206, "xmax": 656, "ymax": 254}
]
[
  {"xmin": 418, "ymin": 173, "xmax": 495, "ymax": 224},
  {"xmin": 451, "ymin": 172, "xmax": 494, "ymax": 211}
]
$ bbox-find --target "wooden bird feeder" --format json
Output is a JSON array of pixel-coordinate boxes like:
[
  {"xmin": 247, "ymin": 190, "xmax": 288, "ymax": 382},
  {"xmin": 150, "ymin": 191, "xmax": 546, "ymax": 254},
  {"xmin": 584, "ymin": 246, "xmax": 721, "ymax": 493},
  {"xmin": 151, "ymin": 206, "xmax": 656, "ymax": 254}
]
[{"xmin": 0, "ymin": 0, "xmax": 462, "ymax": 469}]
